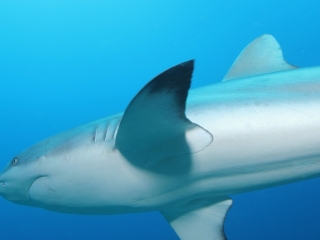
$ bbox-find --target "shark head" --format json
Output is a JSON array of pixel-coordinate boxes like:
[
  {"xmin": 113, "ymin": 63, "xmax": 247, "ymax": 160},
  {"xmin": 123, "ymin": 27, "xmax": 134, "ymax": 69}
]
[
  {"xmin": 0, "ymin": 119, "xmax": 97, "ymax": 207},
  {"xmin": 0, "ymin": 149, "xmax": 48, "ymax": 205},
  {"xmin": 0, "ymin": 121, "xmax": 115, "ymax": 211}
]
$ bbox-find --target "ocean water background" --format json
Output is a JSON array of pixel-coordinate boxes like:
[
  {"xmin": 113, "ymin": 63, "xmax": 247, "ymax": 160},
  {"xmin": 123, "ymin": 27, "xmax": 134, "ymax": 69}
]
[{"xmin": 1, "ymin": 1, "xmax": 320, "ymax": 239}]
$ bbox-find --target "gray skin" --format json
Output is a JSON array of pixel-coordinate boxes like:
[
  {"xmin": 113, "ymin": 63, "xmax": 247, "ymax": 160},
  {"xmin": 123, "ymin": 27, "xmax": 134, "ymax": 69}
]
[{"xmin": 1, "ymin": 34, "xmax": 320, "ymax": 240}]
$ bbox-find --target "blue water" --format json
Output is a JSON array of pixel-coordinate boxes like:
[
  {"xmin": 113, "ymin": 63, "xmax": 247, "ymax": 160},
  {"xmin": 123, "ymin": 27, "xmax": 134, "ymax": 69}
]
[{"xmin": 1, "ymin": 1, "xmax": 320, "ymax": 239}]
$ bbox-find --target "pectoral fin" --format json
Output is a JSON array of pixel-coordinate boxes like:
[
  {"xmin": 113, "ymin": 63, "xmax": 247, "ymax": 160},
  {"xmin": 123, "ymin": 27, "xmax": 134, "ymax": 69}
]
[
  {"xmin": 115, "ymin": 60, "xmax": 212, "ymax": 168},
  {"xmin": 161, "ymin": 196, "xmax": 232, "ymax": 240}
]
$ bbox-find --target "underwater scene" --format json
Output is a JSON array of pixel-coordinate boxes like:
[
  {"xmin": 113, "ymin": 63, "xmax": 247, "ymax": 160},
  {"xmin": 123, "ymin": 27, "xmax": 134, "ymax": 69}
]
[{"xmin": 1, "ymin": 1, "xmax": 320, "ymax": 239}]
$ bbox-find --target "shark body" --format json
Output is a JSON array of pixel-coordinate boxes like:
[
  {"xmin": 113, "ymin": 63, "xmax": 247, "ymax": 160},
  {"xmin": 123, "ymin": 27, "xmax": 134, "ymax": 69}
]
[{"xmin": 1, "ymin": 35, "xmax": 320, "ymax": 239}]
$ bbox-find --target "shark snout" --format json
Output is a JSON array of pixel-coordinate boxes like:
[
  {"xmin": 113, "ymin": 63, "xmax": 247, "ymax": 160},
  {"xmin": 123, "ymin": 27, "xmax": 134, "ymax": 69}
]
[
  {"xmin": 0, "ymin": 179, "xmax": 14, "ymax": 201},
  {"xmin": 0, "ymin": 170, "xmax": 36, "ymax": 204},
  {"xmin": 0, "ymin": 175, "xmax": 5, "ymax": 189},
  {"xmin": 0, "ymin": 180, "xmax": 30, "ymax": 203}
]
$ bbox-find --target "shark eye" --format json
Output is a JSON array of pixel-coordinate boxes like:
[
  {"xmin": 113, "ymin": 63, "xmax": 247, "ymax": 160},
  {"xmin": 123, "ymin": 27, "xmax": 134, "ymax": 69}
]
[{"xmin": 11, "ymin": 157, "xmax": 18, "ymax": 166}]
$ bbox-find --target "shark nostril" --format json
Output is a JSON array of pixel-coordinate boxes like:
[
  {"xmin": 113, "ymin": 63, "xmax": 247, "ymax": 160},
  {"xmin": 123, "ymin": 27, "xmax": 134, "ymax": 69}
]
[{"xmin": 1, "ymin": 182, "xmax": 4, "ymax": 186}]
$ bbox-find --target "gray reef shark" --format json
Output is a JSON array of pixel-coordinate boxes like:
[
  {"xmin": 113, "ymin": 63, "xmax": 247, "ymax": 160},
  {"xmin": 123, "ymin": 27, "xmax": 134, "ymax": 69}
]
[{"xmin": 1, "ymin": 34, "xmax": 320, "ymax": 240}]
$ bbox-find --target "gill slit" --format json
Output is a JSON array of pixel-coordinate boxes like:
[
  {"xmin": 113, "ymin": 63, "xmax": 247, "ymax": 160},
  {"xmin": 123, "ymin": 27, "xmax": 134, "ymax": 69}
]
[
  {"xmin": 93, "ymin": 128, "xmax": 98, "ymax": 142},
  {"xmin": 112, "ymin": 118, "xmax": 121, "ymax": 140},
  {"xmin": 104, "ymin": 121, "xmax": 110, "ymax": 141}
]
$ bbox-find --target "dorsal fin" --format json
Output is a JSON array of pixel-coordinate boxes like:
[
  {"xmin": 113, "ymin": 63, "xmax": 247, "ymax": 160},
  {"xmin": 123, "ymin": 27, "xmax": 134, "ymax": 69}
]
[{"xmin": 223, "ymin": 34, "xmax": 298, "ymax": 81}]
